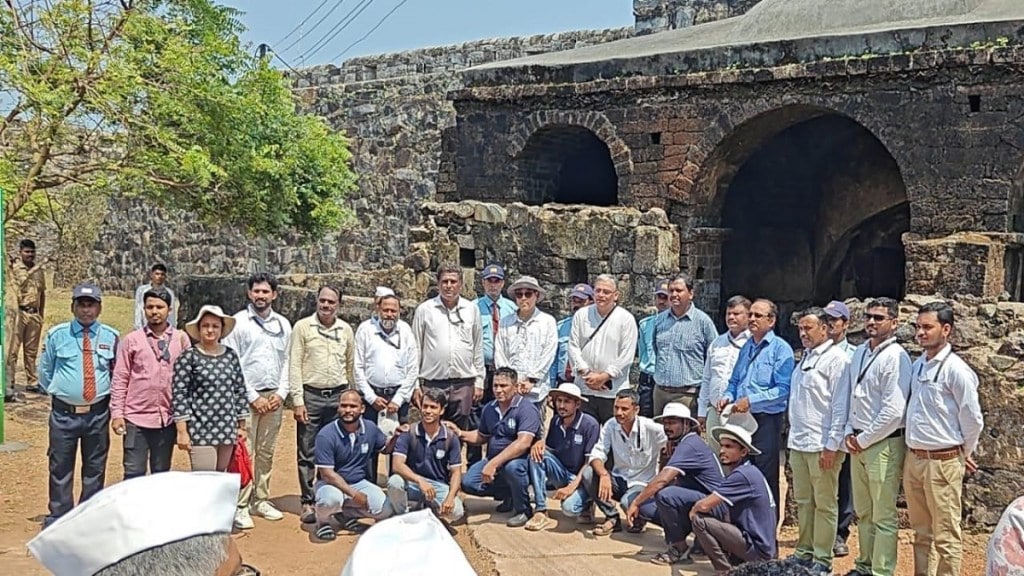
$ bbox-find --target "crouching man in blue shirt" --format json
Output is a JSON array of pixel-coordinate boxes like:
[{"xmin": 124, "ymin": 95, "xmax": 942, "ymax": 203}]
[
  {"xmin": 451, "ymin": 367, "xmax": 542, "ymax": 528},
  {"xmin": 387, "ymin": 387, "xmax": 465, "ymax": 523},
  {"xmin": 314, "ymin": 389, "xmax": 400, "ymax": 541},
  {"xmin": 691, "ymin": 417, "xmax": 778, "ymax": 575}
]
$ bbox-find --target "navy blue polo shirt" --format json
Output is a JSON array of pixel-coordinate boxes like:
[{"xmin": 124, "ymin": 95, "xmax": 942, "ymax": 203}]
[
  {"xmin": 478, "ymin": 396, "xmax": 541, "ymax": 461},
  {"xmin": 714, "ymin": 461, "xmax": 777, "ymax": 560},
  {"xmin": 394, "ymin": 423, "xmax": 462, "ymax": 484},
  {"xmin": 665, "ymin": 432, "xmax": 725, "ymax": 495},
  {"xmin": 545, "ymin": 410, "xmax": 600, "ymax": 473},
  {"xmin": 315, "ymin": 419, "xmax": 387, "ymax": 484}
]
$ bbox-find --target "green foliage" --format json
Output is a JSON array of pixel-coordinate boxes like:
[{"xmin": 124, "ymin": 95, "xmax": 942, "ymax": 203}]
[{"xmin": 0, "ymin": 0, "xmax": 356, "ymax": 238}]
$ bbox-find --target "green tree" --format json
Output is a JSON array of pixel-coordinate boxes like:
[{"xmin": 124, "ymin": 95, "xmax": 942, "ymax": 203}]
[{"xmin": 0, "ymin": 0, "xmax": 357, "ymax": 238}]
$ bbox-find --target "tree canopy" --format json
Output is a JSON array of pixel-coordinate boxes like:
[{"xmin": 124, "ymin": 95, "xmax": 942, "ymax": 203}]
[{"xmin": 1, "ymin": 0, "xmax": 357, "ymax": 238}]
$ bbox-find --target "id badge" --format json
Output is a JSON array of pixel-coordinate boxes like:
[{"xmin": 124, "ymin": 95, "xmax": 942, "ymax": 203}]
[
  {"xmin": 436, "ymin": 449, "xmax": 446, "ymax": 460},
  {"xmin": 573, "ymin": 433, "xmax": 584, "ymax": 445},
  {"xmin": 360, "ymin": 443, "xmax": 369, "ymax": 454}
]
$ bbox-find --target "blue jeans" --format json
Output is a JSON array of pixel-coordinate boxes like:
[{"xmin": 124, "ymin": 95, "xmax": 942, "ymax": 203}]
[
  {"xmin": 528, "ymin": 451, "xmax": 588, "ymax": 515},
  {"xmin": 386, "ymin": 474, "xmax": 465, "ymax": 521},
  {"xmin": 314, "ymin": 479, "xmax": 391, "ymax": 524},
  {"xmin": 462, "ymin": 457, "xmax": 531, "ymax": 515},
  {"xmin": 579, "ymin": 466, "xmax": 658, "ymax": 521}
]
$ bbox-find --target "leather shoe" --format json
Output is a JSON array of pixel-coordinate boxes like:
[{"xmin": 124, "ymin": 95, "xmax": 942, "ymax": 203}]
[{"xmin": 833, "ymin": 538, "xmax": 850, "ymax": 557}]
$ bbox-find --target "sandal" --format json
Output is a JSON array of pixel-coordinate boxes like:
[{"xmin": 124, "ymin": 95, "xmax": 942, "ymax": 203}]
[
  {"xmin": 339, "ymin": 517, "xmax": 368, "ymax": 534},
  {"xmin": 524, "ymin": 512, "xmax": 555, "ymax": 532},
  {"xmin": 315, "ymin": 524, "xmax": 337, "ymax": 541},
  {"xmin": 591, "ymin": 516, "xmax": 622, "ymax": 536},
  {"xmin": 651, "ymin": 547, "xmax": 685, "ymax": 566}
]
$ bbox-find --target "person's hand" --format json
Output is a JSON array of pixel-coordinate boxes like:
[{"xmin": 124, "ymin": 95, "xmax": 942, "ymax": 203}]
[
  {"xmin": 697, "ymin": 416, "xmax": 707, "ymax": 434},
  {"xmin": 482, "ymin": 462, "xmax": 498, "ymax": 484},
  {"xmin": 518, "ymin": 380, "xmax": 534, "ymax": 396},
  {"xmin": 582, "ymin": 372, "xmax": 607, "ymax": 391},
  {"xmin": 625, "ymin": 502, "xmax": 640, "ymax": 528},
  {"xmin": 387, "ymin": 402, "xmax": 400, "ymax": 415},
  {"xmin": 111, "ymin": 418, "xmax": 126, "ymax": 436},
  {"xmin": 176, "ymin": 430, "xmax": 191, "ymax": 451},
  {"xmin": 441, "ymin": 495, "xmax": 456, "ymax": 517},
  {"xmin": 530, "ymin": 441, "xmax": 546, "ymax": 463},
  {"xmin": 293, "ymin": 405, "xmax": 309, "ymax": 424},
  {"xmin": 733, "ymin": 397, "xmax": 751, "ymax": 413},
  {"xmin": 553, "ymin": 486, "xmax": 575, "ymax": 501},
  {"xmin": 372, "ymin": 397, "xmax": 388, "ymax": 412},
  {"xmin": 418, "ymin": 479, "xmax": 437, "ymax": 501},
  {"xmin": 412, "ymin": 387, "xmax": 423, "ymax": 409},
  {"xmin": 442, "ymin": 420, "xmax": 461, "ymax": 436},
  {"xmin": 350, "ymin": 491, "xmax": 369, "ymax": 510},
  {"xmin": 715, "ymin": 399, "xmax": 729, "ymax": 413},
  {"xmin": 473, "ymin": 387, "xmax": 484, "ymax": 402},
  {"xmin": 267, "ymin": 395, "xmax": 283, "ymax": 411},
  {"xmin": 965, "ymin": 455, "xmax": 978, "ymax": 474},
  {"xmin": 819, "ymin": 449, "xmax": 836, "ymax": 470},
  {"xmin": 845, "ymin": 434, "xmax": 863, "ymax": 454},
  {"xmin": 597, "ymin": 474, "xmax": 612, "ymax": 502},
  {"xmin": 237, "ymin": 426, "xmax": 248, "ymax": 442},
  {"xmin": 251, "ymin": 396, "xmax": 270, "ymax": 414}
]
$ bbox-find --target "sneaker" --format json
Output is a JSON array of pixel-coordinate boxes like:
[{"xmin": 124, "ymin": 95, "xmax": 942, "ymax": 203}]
[
  {"xmin": 524, "ymin": 511, "xmax": 555, "ymax": 531},
  {"xmin": 251, "ymin": 501, "xmax": 283, "ymax": 521},
  {"xmin": 234, "ymin": 508, "xmax": 255, "ymax": 530},
  {"xmin": 833, "ymin": 537, "xmax": 850, "ymax": 557},
  {"xmin": 506, "ymin": 512, "xmax": 530, "ymax": 528}
]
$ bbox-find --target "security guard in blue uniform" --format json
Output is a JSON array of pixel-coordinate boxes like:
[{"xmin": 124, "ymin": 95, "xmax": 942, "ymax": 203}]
[{"xmin": 38, "ymin": 282, "xmax": 120, "ymax": 528}]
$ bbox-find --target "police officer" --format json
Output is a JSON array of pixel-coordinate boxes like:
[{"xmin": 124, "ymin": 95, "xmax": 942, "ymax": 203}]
[{"xmin": 6, "ymin": 238, "xmax": 46, "ymax": 399}]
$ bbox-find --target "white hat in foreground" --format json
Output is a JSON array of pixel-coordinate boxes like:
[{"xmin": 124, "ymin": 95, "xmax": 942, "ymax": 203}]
[
  {"xmin": 710, "ymin": 423, "xmax": 761, "ymax": 456},
  {"xmin": 506, "ymin": 275, "xmax": 546, "ymax": 301},
  {"xmin": 375, "ymin": 286, "xmax": 395, "ymax": 299},
  {"xmin": 341, "ymin": 509, "xmax": 475, "ymax": 576},
  {"xmin": 184, "ymin": 305, "xmax": 236, "ymax": 341},
  {"xmin": 720, "ymin": 403, "xmax": 759, "ymax": 435},
  {"xmin": 28, "ymin": 472, "xmax": 240, "ymax": 576},
  {"xmin": 654, "ymin": 402, "xmax": 699, "ymax": 426},
  {"xmin": 548, "ymin": 383, "xmax": 588, "ymax": 403}
]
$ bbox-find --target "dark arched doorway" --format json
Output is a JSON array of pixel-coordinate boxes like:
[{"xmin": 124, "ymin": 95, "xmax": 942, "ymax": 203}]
[
  {"xmin": 710, "ymin": 108, "xmax": 909, "ymax": 339},
  {"xmin": 515, "ymin": 125, "xmax": 618, "ymax": 205}
]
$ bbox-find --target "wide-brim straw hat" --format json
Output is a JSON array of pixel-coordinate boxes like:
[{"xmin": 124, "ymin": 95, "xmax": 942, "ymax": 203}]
[
  {"xmin": 548, "ymin": 383, "xmax": 588, "ymax": 403},
  {"xmin": 185, "ymin": 305, "xmax": 236, "ymax": 341},
  {"xmin": 653, "ymin": 402, "xmax": 700, "ymax": 427},
  {"xmin": 710, "ymin": 423, "xmax": 762, "ymax": 456},
  {"xmin": 506, "ymin": 275, "xmax": 546, "ymax": 301},
  {"xmin": 720, "ymin": 404, "xmax": 759, "ymax": 435}
]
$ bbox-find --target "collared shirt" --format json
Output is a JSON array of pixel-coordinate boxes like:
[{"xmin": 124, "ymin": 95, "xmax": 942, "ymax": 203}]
[
  {"xmin": 11, "ymin": 259, "xmax": 45, "ymax": 308},
  {"xmin": 787, "ymin": 340, "xmax": 851, "ymax": 453},
  {"xmin": 353, "ymin": 318, "xmax": 419, "ymax": 407},
  {"xmin": 637, "ymin": 313, "xmax": 658, "ymax": 375},
  {"xmin": 315, "ymin": 419, "xmax": 387, "ymax": 484},
  {"xmin": 724, "ymin": 331, "xmax": 794, "ymax": 415},
  {"xmin": 222, "ymin": 305, "xmax": 292, "ymax": 403},
  {"xmin": 288, "ymin": 314, "xmax": 355, "ymax": 406},
  {"xmin": 393, "ymin": 423, "xmax": 462, "ymax": 484},
  {"xmin": 653, "ymin": 305, "xmax": 717, "ymax": 389},
  {"xmin": 834, "ymin": 338, "xmax": 857, "ymax": 358},
  {"xmin": 413, "ymin": 296, "xmax": 485, "ymax": 388},
  {"xmin": 132, "ymin": 283, "xmax": 176, "ymax": 330},
  {"xmin": 697, "ymin": 330, "xmax": 750, "ymax": 417},
  {"xmin": 714, "ymin": 462, "xmax": 777, "ymax": 560},
  {"xmin": 664, "ymin": 431, "xmax": 725, "ymax": 494},
  {"xmin": 838, "ymin": 337, "xmax": 912, "ymax": 450},
  {"xmin": 475, "ymin": 295, "xmax": 517, "ymax": 366},
  {"xmin": 545, "ymin": 410, "xmax": 601, "ymax": 474},
  {"xmin": 478, "ymin": 395, "xmax": 541, "ymax": 461},
  {"xmin": 589, "ymin": 416, "xmax": 667, "ymax": 488},
  {"xmin": 39, "ymin": 320, "xmax": 120, "ymax": 405},
  {"xmin": 548, "ymin": 316, "xmax": 573, "ymax": 388},
  {"xmin": 906, "ymin": 344, "xmax": 984, "ymax": 457},
  {"xmin": 494, "ymin": 308, "xmax": 557, "ymax": 402},
  {"xmin": 568, "ymin": 305, "xmax": 638, "ymax": 399},
  {"xmin": 111, "ymin": 326, "xmax": 191, "ymax": 428}
]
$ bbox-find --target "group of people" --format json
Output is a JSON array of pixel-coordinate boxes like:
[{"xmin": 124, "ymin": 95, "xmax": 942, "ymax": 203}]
[{"xmin": 7, "ymin": 242, "xmax": 990, "ymax": 575}]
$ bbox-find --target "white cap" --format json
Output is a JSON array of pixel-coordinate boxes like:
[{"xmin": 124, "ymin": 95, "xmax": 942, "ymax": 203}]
[
  {"xmin": 375, "ymin": 286, "xmax": 395, "ymax": 299},
  {"xmin": 653, "ymin": 402, "xmax": 699, "ymax": 426},
  {"xmin": 28, "ymin": 472, "xmax": 239, "ymax": 576}
]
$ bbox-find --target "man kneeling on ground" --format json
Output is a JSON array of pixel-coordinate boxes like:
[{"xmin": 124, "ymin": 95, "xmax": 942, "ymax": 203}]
[{"xmin": 387, "ymin": 387, "xmax": 465, "ymax": 522}]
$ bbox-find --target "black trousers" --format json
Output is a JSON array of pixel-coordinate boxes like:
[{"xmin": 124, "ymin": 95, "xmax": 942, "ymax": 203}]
[
  {"xmin": 46, "ymin": 401, "xmax": 110, "ymax": 526},
  {"xmin": 637, "ymin": 373, "xmax": 656, "ymax": 418},
  {"xmin": 581, "ymin": 395, "xmax": 616, "ymax": 424},
  {"xmin": 122, "ymin": 421, "xmax": 175, "ymax": 480},
  {"xmin": 467, "ymin": 367, "xmax": 495, "ymax": 466},
  {"xmin": 751, "ymin": 412, "xmax": 783, "ymax": 522},
  {"xmin": 297, "ymin": 387, "xmax": 344, "ymax": 505},
  {"xmin": 836, "ymin": 450, "xmax": 854, "ymax": 541},
  {"xmin": 362, "ymin": 385, "xmax": 411, "ymax": 483}
]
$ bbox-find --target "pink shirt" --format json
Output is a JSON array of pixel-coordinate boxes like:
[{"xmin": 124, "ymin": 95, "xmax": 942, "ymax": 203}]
[{"xmin": 111, "ymin": 326, "xmax": 191, "ymax": 428}]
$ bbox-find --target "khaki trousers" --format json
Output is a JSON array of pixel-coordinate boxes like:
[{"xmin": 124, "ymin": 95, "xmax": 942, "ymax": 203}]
[
  {"xmin": 190, "ymin": 444, "xmax": 234, "ymax": 472},
  {"xmin": 704, "ymin": 408, "xmax": 724, "ymax": 454},
  {"xmin": 852, "ymin": 437, "xmax": 905, "ymax": 576},
  {"xmin": 791, "ymin": 449, "xmax": 845, "ymax": 567},
  {"xmin": 6, "ymin": 310, "xmax": 42, "ymax": 387},
  {"xmin": 653, "ymin": 386, "xmax": 698, "ymax": 417},
  {"xmin": 903, "ymin": 452, "xmax": 965, "ymax": 576},
  {"xmin": 239, "ymin": 390, "xmax": 283, "ymax": 507}
]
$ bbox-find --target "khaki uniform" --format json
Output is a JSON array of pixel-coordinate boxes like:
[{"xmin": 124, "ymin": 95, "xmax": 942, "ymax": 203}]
[{"xmin": 6, "ymin": 259, "xmax": 45, "ymax": 388}]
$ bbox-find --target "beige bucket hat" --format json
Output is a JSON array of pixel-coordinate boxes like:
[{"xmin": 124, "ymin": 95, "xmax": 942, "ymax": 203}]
[{"xmin": 184, "ymin": 305, "xmax": 236, "ymax": 341}]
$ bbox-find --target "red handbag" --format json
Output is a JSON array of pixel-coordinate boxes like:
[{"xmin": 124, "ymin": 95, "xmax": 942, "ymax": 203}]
[{"xmin": 227, "ymin": 437, "xmax": 254, "ymax": 488}]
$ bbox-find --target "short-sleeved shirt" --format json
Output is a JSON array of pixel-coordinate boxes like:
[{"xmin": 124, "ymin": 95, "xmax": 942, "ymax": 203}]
[
  {"xmin": 714, "ymin": 462, "xmax": 777, "ymax": 560},
  {"xmin": 478, "ymin": 396, "xmax": 541, "ymax": 461},
  {"xmin": 545, "ymin": 410, "xmax": 601, "ymax": 473},
  {"xmin": 394, "ymin": 423, "xmax": 462, "ymax": 484},
  {"xmin": 664, "ymin": 432, "xmax": 725, "ymax": 495},
  {"xmin": 315, "ymin": 419, "xmax": 387, "ymax": 484}
]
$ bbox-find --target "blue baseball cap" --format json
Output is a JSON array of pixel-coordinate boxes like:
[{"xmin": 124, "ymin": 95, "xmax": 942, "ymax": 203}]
[
  {"xmin": 654, "ymin": 279, "xmax": 670, "ymax": 296},
  {"xmin": 482, "ymin": 264, "xmax": 505, "ymax": 280},
  {"xmin": 72, "ymin": 282, "xmax": 102, "ymax": 302},
  {"xmin": 825, "ymin": 300, "xmax": 850, "ymax": 320},
  {"xmin": 569, "ymin": 283, "xmax": 594, "ymax": 300}
]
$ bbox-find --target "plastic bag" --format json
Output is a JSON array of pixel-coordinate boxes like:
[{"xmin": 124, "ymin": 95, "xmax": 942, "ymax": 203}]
[
  {"xmin": 226, "ymin": 438, "xmax": 253, "ymax": 488},
  {"xmin": 341, "ymin": 509, "xmax": 476, "ymax": 576}
]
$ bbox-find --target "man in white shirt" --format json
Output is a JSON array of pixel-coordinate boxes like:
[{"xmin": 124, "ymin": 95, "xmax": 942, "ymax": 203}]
[
  {"xmin": 835, "ymin": 297, "xmax": 911, "ymax": 576},
  {"xmin": 825, "ymin": 299, "xmax": 855, "ymax": 558},
  {"xmin": 355, "ymin": 292, "xmax": 419, "ymax": 481},
  {"xmin": 289, "ymin": 285, "xmax": 354, "ymax": 524},
  {"xmin": 223, "ymin": 272, "xmax": 293, "ymax": 529},
  {"xmin": 904, "ymin": 301, "xmax": 983, "ymax": 576},
  {"xmin": 133, "ymin": 263, "xmax": 176, "ymax": 330},
  {"xmin": 568, "ymin": 274, "xmax": 638, "ymax": 423},
  {"xmin": 412, "ymin": 264, "xmax": 485, "ymax": 433},
  {"xmin": 788, "ymin": 307, "xmax": 852, "ymax": 575},
  {"xmin": 494, "ymin": 276, "xmax": 557, "ymax": 409},
  {"xmin": 581, "ymin": 389, "xmax": 667, "ymax": 537},
  {"xmin": 697, "ymin": 295, "xmax": 751, "ymax": 453}
]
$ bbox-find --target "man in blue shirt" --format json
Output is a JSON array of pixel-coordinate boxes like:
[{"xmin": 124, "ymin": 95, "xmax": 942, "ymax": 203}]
[
  {"xmin": 692, "ymin": 419, "xmax": 778, "ymax": 574},
  {"xmin": 313, "ymin": 389, "xmax": 399, "ymax": 540},
  {"xmin": 38, "ymin": 282, "xmax": 120, "ymax": 528},
  {"xmin": 524, "ymin": 383, "xmax": 600, "ymax": 531},
  {"xmin": 550, "ymin": 283, "xmax": 594, "ymax": 390},
  {"xmin": 387, "ymin": 387, "xmax": 464, "ymax": 523},
  {"xmin": 637, "ymin": 279, "xmax": 669, "ymax": 418},
  {"xmin": 717, "ymin": 298, "xmax": 794, "ymax": 516},
  {"xmin": 455, "ymin": 367, "xmax": 542, "ymax": 528},
  {"xmin": 653, "ymin": 274, "xmax": 718, "ymax": 416}
]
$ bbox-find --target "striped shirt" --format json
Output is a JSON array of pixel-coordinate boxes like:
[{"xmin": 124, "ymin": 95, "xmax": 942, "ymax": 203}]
[
  {"xmin": 494, "ymin": 308, "xmax": 557, "ymax": 402},
  {"xmin": 653, "ymin": 306, "xmax": 717, "ymax": 389}
]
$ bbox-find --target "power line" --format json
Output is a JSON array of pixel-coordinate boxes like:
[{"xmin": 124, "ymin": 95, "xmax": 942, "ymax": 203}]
[
  {"xmin": 274, "ymin": 0, "xmax": 333, "ymax": 46},
  {"xmin": 256, "ymin": 43, "xmax": 300, "ymax": 74},
  {"xmin": 296, "ymin": 0, "xmax": 376, "ymax": 64},
  {"xmin": 331, "ymin": 0, "xmax": 410, "ymax": 62},
  {"xmin": 279, "ymin": 0, "xmax": 350, "ymax": 55}
]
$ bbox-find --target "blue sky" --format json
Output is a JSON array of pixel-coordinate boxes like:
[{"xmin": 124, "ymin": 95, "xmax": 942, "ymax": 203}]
[{"xmin": 223, "ymin": 0, "xmax": 632, "ymax": 68}]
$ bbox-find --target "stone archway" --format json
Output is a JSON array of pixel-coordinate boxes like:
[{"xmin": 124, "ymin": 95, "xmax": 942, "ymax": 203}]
[
  {"xmin": 514, "ymin": 124, "xmax": 619, "ymax": 205},
  {"xmin": 696, "ymin": 106, "xmax": 909, "ymax": 337}
]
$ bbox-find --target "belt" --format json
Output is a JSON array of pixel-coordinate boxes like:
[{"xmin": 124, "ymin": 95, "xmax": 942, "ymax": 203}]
[
  {"xmin": 19, "ymin": 305, "xmax": 39, "ymax": 313},
  {"xmin": 303, "ymin": 385, "xmax": 346, "ymax": 398},
  {"xmin": 853, "ymin": 428, "xmax": 904, "ymax": 440},
  {"xmin": 423, "ymin": 378, "xmax": 474, "ymax": 387},
  {"xmin": 370, "ymin": 384, "xmax": 401, "ymax": 397},
  {"xmin": 911, "ymin": 447, "xmax": 962, "ymax": 461},
  {"xmin": 52, "ymin": 396, "xmax": 110, "ymax": 415},
  {"xmin": 656, "ymin": 384, "xmax": 699, "ymax": 395}
]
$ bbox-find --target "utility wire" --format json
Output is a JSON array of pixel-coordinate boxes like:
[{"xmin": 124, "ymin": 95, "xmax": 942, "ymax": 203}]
[
  {"xmin": 279, "ymin": 0, "xmax": 350, "ymax": 55},
  {"xmin": 274, "ymin": 0, "xmax": 332, "ymax": 46},
  {"xmin": 331, "ymin": 0, "xmax": 410, "ymax": 62},
  {"xmin": 256, "ymin": 43, "xmax": 300, "ymax": 74},
  {"xmin": 296, "ymin": 0, "xmax": 375, "ymax": 63}
]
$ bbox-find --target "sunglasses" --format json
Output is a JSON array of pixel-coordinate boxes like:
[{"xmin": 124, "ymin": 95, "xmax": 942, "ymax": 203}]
[
  {"xmin": 751, "ymin": 312, "xmax": 773, "ymax": 319},
  {"xmin": 513, "ymin": 290, "xmax": 537, "ymax": 298},
  {"xmin": 864, "ymin": 313, "xmax": 891, "ymax": 322}
]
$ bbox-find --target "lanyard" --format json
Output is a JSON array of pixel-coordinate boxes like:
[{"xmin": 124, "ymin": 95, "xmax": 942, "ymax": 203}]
[
  {"xmin": 377, "ymin": 329, "xmax": 400, "ymax": 350},
  {"xmin": 914, "ymin": 353, "xmax": 950, "ymax": 384},
  {"xmin": 798, "ymin": 341, "xmax": 832, "ymax": 373},
  {"xmin": 856, "ymin": 340, "xmax": 896, "ymax": 384}
]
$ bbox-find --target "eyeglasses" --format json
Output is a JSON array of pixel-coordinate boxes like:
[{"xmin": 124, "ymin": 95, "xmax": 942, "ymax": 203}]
[
  {"xmin": 864, "ymin": 313, "xmax": 890, "ymax": 322},
  {"xmin": 234, "ymin": 564, "xmax": 261, "ymax": 576},
  {"xmin": 254, "ymin": 316, "xmax": 284, "ymax": 337},
  {"xmin": 751, "ymin": 312, "xmax": 773, "ymax": 319},
  {"xmin": 316, "ymin": 326, "xmax": 341, "ymax": 341},
  {"xmin": 513, "ymin": 290, "xmax": 537, "ymax": 299},
  {"xmin": 446, "ymin": 306, "xmax": 465, "ymax": 326},
  {"xmin": 655, "ymin": 294, "xmax": 669, "ymax": 300}
]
